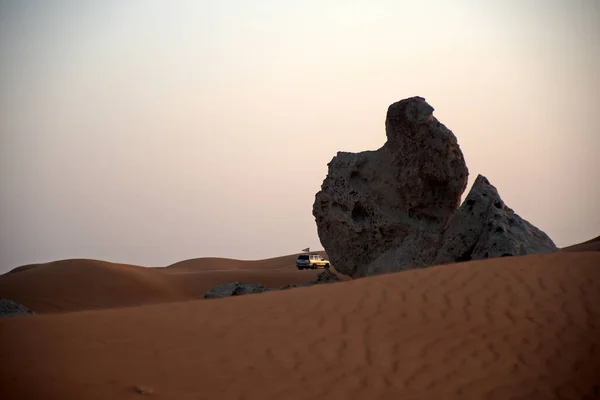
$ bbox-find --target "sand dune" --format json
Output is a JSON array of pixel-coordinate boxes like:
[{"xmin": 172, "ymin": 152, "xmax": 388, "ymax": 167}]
[
  {"xmin": 0, "ymin": 252, "xmax": 337, "ymax": 314},
  {"xmin": 562, "ymin": 235, "xmax": 600, "ymax": 252},
  {"xmin": 0, "ymin": 259, "xmax": 184, "ymax": 313},
  {"xmin": 1, "ymin": 252, "xmax": 599, "ymax": 399}
]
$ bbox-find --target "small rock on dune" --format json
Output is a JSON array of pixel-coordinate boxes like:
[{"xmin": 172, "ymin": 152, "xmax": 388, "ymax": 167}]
[
  {"xmin": 203, "ymin": 283, "xmax": 270, "ymax": 299},
  {"xmin": 205, "ymin": 270, "xmax": 343, "ymax": 297},
  {"xmin": 0, "ymin": 299, "xmax": 35, "ymax": 317},
  {"xmin": 310, "ymin": 268, "xmax": 341, "ymax": 284},
  {"xmin": 279, "ymin": 282, "xmax": 310, "ymax": 290},
  {"xmin": 280, "ymin": 269, "xmax": 341, "ymax": 290}
]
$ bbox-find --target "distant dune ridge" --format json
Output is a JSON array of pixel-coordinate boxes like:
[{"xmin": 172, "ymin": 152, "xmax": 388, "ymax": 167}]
[
  {"xmin": 562, "ymin": 235, "xmax": 600, "ymax": 252},
  {"xmin": 0, "ymin": 252, "xmax": 336, "ymax": 314}
]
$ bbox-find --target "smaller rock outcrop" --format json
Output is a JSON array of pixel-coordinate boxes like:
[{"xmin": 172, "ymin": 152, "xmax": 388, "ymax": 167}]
[
  {"xmin": 203, "ymin": 283, "xmax": 270, "ymax": 299},
  {"xmin": 279, "ymin": 283, "xmax": 309, "ymax": 290},
  {"xmin": 280, "ymin": 269, "xmax": 341, "ymax": 290},
  {"xmin": 0, "ymin": 299, "xmax": 36, "ymax": 317},
  {"xmin": 204, "ymin": 270, "xmax": 343, "ymax": 298},
  {"xmin": 434, "ymin": 174, "xmax": 558, "ymax": 264},
  {"xmin": 310, "ymin": 269, "xmax": 341, "ymax": 284}
]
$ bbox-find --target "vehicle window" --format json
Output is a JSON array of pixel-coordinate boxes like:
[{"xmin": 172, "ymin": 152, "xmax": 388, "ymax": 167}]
[{"xmin": 298, "ymin": 255, "xmax": 309, "ymax": 260}]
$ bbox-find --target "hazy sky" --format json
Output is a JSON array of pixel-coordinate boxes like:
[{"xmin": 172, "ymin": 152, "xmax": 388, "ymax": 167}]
[{"xmin": 1, "ymin": 0, "xmax": 598, "ymax": 272}]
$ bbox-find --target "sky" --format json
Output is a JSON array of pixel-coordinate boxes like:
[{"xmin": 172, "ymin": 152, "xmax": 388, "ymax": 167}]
[{"xmin": 0, "ymin": 0, "xmax": 598, "ymax": 272}]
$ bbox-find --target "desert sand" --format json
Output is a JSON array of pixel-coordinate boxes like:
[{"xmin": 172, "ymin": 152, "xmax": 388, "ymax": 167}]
[{"xmin": 1, "ymin": 249, "xmax": 599, "ymax": 399}]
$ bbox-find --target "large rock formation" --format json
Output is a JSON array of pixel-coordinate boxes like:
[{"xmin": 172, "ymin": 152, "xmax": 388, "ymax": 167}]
[
  {"xmin": 313, "ymin": 97, "xmax": 558, "ymax": 277},
  {"xmin": 313, "ymin": 97, "xmax": 469, "ymax": 277},
  {"xmin": 434, "ymin": 175, "xmax": 558, "ymax": 264}
]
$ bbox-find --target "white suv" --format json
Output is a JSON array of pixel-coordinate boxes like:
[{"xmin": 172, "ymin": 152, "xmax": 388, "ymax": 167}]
[{"xmin": 296, "ymin": 254, "xmax": 330, "ymax": 270}]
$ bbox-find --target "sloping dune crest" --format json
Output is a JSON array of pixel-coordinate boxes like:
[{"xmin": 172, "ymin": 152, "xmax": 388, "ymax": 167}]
[
  {"xmin": 0, "ymin": 252, "xmax": 335, "ymax": 313},
  {"xmin": 1, "ymin": 252, "xmax": 599, "ymax": 399},
  {"xmin": 562, "ymin": 235, "xmax": 600, "ymax": 252},
  {"xmin": 0, "ymin": 259, "xmax": 184, "ymax": 313}
]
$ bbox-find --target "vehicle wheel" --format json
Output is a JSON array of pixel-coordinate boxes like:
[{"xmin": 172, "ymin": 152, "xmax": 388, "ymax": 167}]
[
  {"xmin": 297, "ymin": 266, "xmax": 303, "ymax": 270},
  {"xmin": 325, "ymin": 263, "xmax": 330, "ymax": 269}
]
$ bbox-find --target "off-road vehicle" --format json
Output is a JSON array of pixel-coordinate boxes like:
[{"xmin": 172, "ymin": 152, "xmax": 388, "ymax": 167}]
[{"xmin": 296, "ymin": 254, "xmax": 330, "ymax": 270}]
